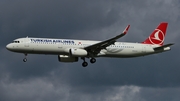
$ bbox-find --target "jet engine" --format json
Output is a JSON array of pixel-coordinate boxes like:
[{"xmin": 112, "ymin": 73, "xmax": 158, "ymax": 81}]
[
  {"xmin": 69, "ymin": 48, "xmax": 88, "ymax": 57},
  {"xmin": 58, "ymin": 55, "xmax": 78, "ymax": 62}
]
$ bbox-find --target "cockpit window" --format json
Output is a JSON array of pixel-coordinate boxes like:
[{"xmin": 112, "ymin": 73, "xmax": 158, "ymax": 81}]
[{"xmin": 13, "ymin": 41, "xmax": 20, "ymax": 43}]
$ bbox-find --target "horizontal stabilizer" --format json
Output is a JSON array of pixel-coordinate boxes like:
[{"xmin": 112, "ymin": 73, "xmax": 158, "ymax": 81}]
[{"xmin": 153, "ymin": 43, "xmax": 174, "ymax": 51}]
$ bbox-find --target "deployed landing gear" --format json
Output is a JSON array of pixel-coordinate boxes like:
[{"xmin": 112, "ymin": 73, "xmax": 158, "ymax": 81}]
[
  {"xmin": 81, "ymin": 57, "xmax": 97, "ymax": 67},
  {"xmin": 23, "ymin": 53, "xmax": 28, "ymax": 62},
  {"xmin": 90, "ymin": 58, "xmax": 96, "ymax": 64},
  {"xmin": 82, "ymin": 62, "xmax": 88, "ymax": 67},
  {"xmin": 23, "ymin": 58, "xmax": 27, "ymax": 62},
  {"xmin": 81, "ymin": 57, "xmax": 88, "ymax": 67}
]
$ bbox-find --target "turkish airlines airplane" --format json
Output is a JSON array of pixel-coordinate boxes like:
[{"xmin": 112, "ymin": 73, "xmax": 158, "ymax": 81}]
[{"xmin": 6, "ymin": 22, "xmax": 173, "ymax": 67}]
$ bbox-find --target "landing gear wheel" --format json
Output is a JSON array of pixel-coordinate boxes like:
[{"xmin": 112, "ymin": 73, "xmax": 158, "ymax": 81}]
[
  {"xmin": 82, "ymin": 62, "xmax": 88, "ymax": 67},
  {"xmin": 23, "ymin": 58, "xmax": 27, "ymax": 62},
  {"xmin": 23, "ymin": 53, "xmax": 28, "ymax": 62},
  {"xmin": 90, "ymin": 58, "xmax": 96, "ymax": 63}
]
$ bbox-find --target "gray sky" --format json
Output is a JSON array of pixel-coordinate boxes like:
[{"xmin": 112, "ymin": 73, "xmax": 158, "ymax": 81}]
[{"xmin": 1, "ymin": 0, "xmax": 180, "ymax": 101}]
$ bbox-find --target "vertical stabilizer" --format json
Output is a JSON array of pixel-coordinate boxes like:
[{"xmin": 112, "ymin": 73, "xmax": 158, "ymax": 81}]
[{"xmin": 142, "ymin": 22, "xmax": 168, "ymax": 45}]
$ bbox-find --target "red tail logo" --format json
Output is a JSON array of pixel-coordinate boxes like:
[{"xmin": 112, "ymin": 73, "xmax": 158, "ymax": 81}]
[
  {"xmin": 149, "ymin": 29, "xmax": 165, "ymax": 45},
  {"xmin": 142, "ymin": 22, "xmax": 168, "ymax": 45}
]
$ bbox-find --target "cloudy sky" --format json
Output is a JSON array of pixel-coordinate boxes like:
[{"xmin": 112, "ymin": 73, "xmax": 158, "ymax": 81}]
[{"xmin": 1, "ymin": 0, "xmax": 180, "ymax": 101}]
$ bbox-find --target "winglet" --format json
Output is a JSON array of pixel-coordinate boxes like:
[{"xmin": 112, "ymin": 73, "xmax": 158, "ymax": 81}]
[{"xmin": 122, "ymin": 25, "xmax": 130, "ymax": 34}]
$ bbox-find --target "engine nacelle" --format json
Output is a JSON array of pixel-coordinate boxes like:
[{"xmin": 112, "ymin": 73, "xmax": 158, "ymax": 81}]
[
  {"xmin": 58, "ymin": 55, "xmax": 78, "ymax": 62},
  {"xmin": 69, "ymin": 48, "xmax": 88, "ymax": 57}
]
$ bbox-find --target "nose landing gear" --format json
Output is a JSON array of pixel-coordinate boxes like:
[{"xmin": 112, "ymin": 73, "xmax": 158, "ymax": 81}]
[
  {"xmin": 23, "ymin": 58, "xmax": 27, "ymax": 62},
  {"xmin": 23, "ymin": 54, "xmax": 27, "ymax": 62}
]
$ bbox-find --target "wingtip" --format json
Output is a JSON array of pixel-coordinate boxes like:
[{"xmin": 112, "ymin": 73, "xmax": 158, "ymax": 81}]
[{"xmin": 123, "ymin": 25, "xmax": 130, "ymax": 34}]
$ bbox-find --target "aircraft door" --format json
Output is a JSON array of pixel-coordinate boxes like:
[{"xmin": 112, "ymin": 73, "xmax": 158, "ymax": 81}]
[{"xmin": 24, "ymin": 38, "xmax": 29, "ymax": 47}]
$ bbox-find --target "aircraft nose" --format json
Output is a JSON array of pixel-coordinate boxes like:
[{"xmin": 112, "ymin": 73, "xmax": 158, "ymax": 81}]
[{"xmin": 6, "ymin": 44, "xmax": 13, "ymax": 50}]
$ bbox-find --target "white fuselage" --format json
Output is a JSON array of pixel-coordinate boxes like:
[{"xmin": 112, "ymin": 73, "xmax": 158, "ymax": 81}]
[{"xmin": 6, "ymin": 37, "xmax": 170, "ymax": 58}]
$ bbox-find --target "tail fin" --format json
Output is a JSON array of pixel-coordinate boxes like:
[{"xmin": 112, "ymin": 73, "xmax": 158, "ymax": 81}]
[{"xmin": 142, "ymin": 22, "xmax": 168, "ymax": 46}]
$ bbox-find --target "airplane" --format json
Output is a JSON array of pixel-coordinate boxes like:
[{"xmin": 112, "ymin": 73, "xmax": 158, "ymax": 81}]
[{"xmin": 6, "ymin": 22, "xmax": 174, "ymax": 67}]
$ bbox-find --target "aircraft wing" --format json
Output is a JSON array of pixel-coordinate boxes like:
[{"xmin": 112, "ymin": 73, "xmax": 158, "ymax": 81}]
[{"xmin": 84, "ymin": 25, "xmax": 130, "ymax": 55}]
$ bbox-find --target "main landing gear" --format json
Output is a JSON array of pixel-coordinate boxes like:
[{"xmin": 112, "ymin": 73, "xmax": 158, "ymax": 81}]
[
  {"xmin": 81, "ymin": 57, "xmax": 96, "ymax": 67},
  {"xmin": 23, "ymin": 54, "xmax": 28, "ymax": 62},
  {"xmin": 90, "ymin": 58, "xmax": 96, "ymax": 63}
]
